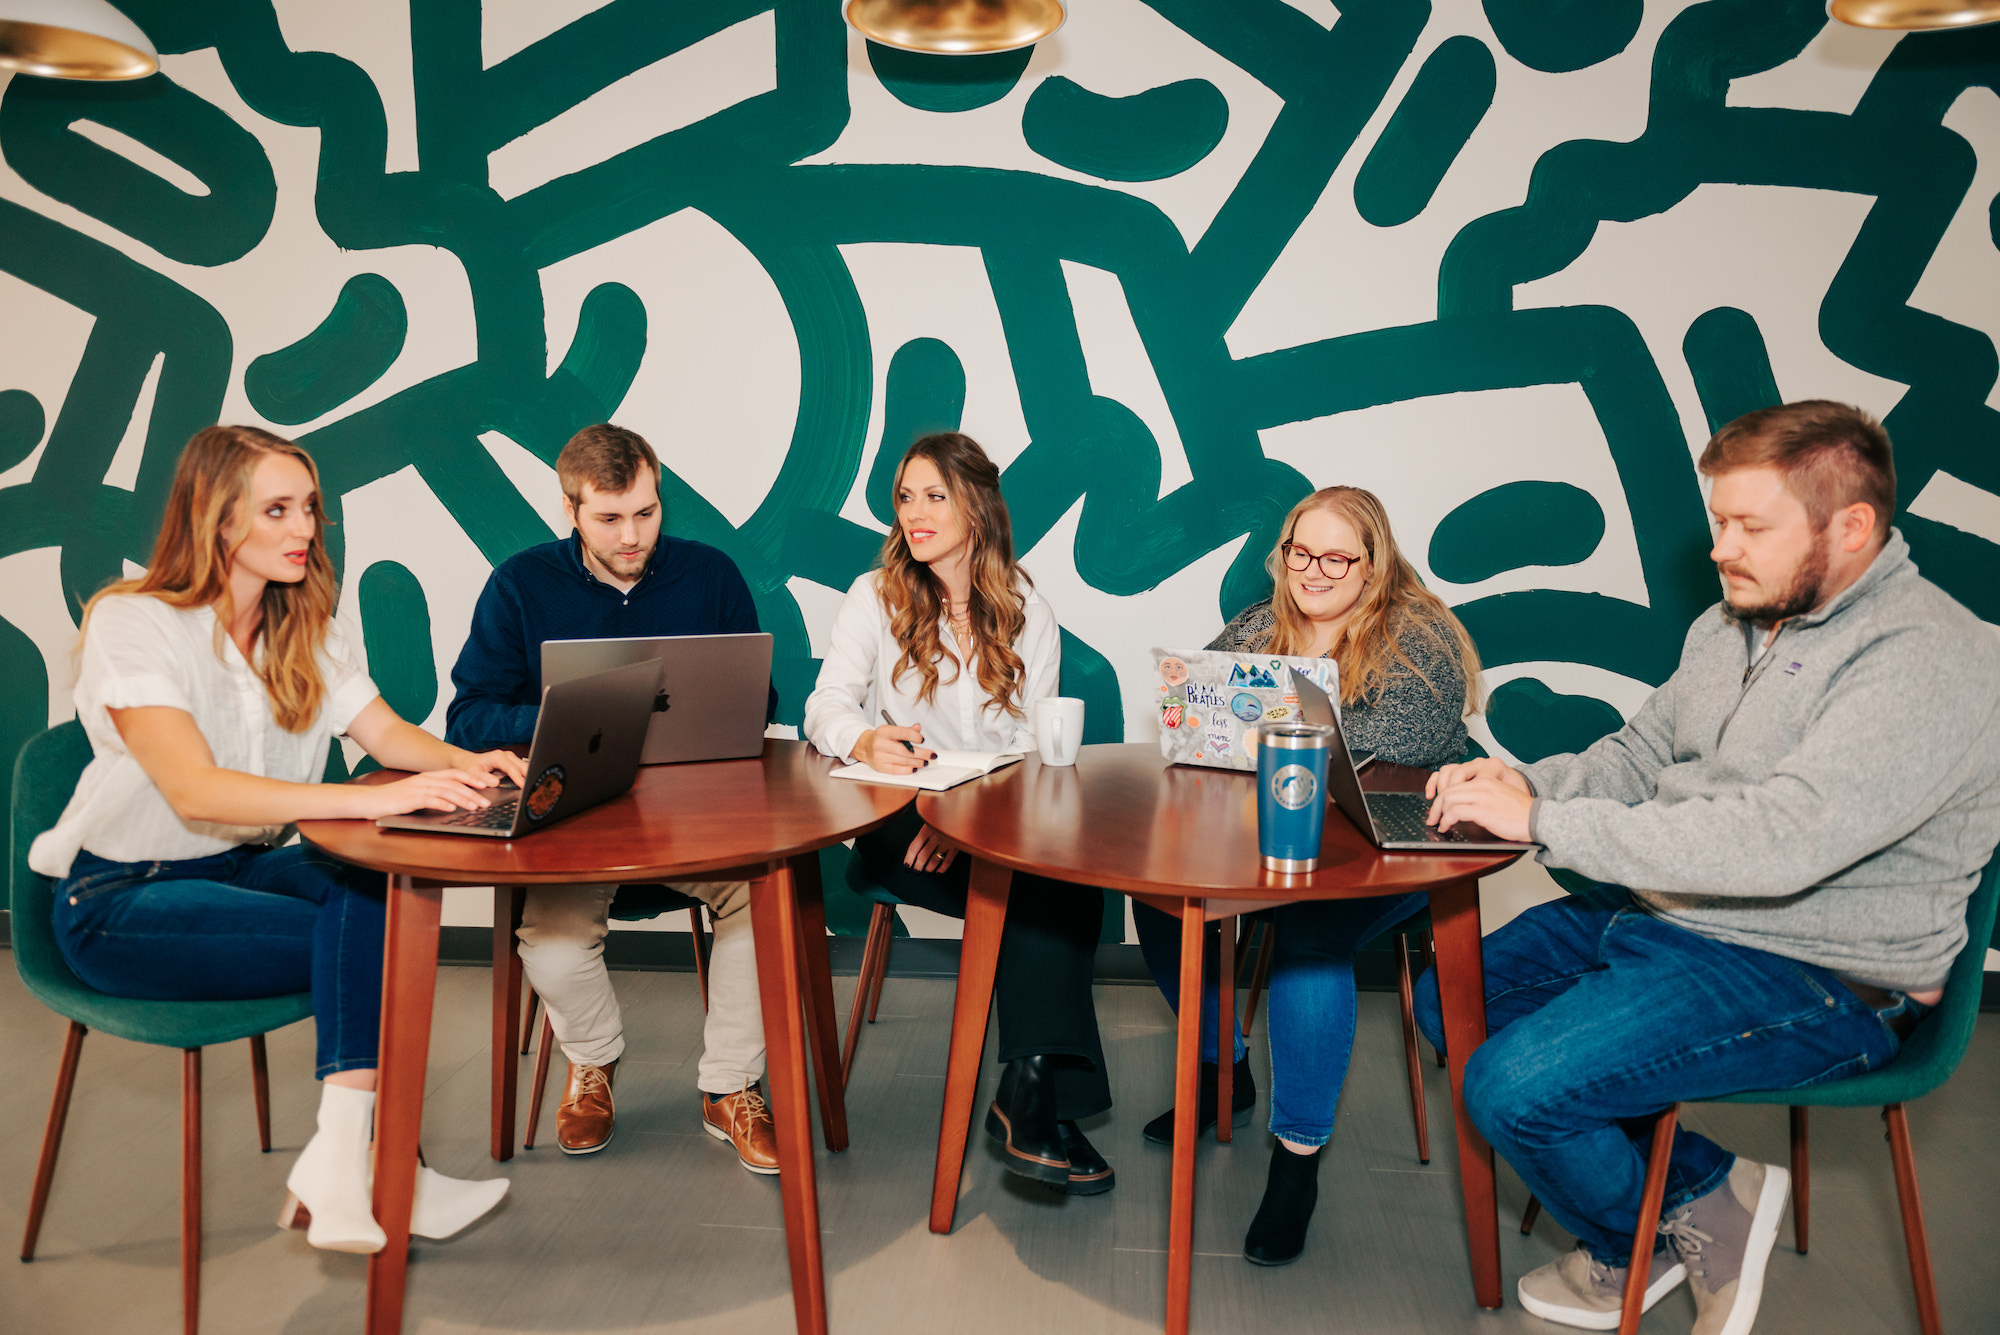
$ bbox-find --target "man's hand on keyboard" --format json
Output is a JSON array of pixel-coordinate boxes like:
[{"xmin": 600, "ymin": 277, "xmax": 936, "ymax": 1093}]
[{"xmin": 1426, "ymin": 764, "xmax": 1534, "ymax": 843}]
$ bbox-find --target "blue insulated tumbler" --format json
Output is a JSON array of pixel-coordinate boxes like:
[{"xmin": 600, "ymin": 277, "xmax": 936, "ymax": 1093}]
[{"xmin": 1257, "ymin": 722, "xmax": 1335, "ymax": 872}]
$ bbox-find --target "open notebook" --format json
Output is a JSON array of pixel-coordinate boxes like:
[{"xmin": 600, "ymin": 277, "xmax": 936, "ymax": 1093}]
[{"xmin": 828, "ymin": 749, "xmax": 1026, "ymax": 792}]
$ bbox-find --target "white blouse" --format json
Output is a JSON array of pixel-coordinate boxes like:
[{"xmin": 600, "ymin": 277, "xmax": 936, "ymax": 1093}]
[
  {"xmin": 803, "ymin": 571, "xmax": 1061, "ymax": 764},
  {"xmin": 29, "ymin": 594, "xmax": 380, "ymax": 878}
]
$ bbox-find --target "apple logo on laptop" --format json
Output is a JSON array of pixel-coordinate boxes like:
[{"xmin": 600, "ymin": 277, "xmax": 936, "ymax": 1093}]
[
  {"xmin": 653, "ymin": 690, "xmax": 671, "ymax": 713},
  {"xmin": 588, "ymin": 729, "xmax": 602, "ymax": 754}
]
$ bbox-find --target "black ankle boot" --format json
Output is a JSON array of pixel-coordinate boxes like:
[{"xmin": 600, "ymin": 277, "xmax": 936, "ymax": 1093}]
[
  {"xmin": 1243, "ymin": 1143, "xmax": 1322, "ymax": 1266},
  {"xmin": 1142, "ymin": 1057, "xmax": 1256, "ymax": 1146},
  {"xmin": 983, "ymin": 1056, "xmax": 1070, "ymax": 1186},
  {"xmin": 1057, "ymin": 1120, "xmax": 1115, "ymax": 1196}
]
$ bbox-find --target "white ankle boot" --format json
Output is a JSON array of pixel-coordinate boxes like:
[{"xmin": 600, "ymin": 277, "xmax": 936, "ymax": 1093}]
[
  {"xmin": 281, "ymin": 1083, "xmax": 387, "ymax": 1253},
  {"xmin": 409, "ymin": 1166, "xmax": 509, "ymax": 1239}
]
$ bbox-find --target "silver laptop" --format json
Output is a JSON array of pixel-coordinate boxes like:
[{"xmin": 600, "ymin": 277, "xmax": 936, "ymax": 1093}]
[
  {"xmin": 376, "ymin": 659, "xmax": 657, "ymax": 838},
  {"xmin": 542, "ymin": 633, "xmax": 773, "ymax": 765},
  {"xmin": 1292, "ymin": 671, "xmax": 1537, "ymax": 853}
]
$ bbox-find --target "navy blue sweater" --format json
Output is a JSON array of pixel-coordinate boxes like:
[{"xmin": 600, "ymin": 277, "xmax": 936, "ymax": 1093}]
[{"xmin": 446, "ymin": 533, "xmax": 767, "ymax": 751}]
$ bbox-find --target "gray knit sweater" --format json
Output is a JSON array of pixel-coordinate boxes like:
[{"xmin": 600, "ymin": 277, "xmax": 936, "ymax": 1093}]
[
  {"xmin": 1522, "ymin": 531, "xmax": 2000, "ymax": 990},
  {"xmin": 1208, "ymin": 600, "xmax": 1469, "ymax": 768}
]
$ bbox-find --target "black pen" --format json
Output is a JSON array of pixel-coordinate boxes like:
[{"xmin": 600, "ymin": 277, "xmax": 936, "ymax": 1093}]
[{"xmin": 881, "ymin": 709, "xmax": 917, "ymax": 754}]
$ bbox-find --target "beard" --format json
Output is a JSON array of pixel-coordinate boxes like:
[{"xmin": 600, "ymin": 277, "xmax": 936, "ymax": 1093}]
[
  {"xmin": 583, "ymin": 536, "xmax": 655, "ymax": 580},
  {"xmin": 1719, "ymin": 530, "xmax": 1830, "ymax": 625}
]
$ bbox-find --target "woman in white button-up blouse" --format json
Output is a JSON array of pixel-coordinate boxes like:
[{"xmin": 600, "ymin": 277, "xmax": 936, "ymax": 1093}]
[
  {"xmin": 804, "ymin": 432, "xmax": 1118, "ymax": 1196},
  {"xmin": 30, "ymin": 426, "xmax": 522, "ymax": 1255}
]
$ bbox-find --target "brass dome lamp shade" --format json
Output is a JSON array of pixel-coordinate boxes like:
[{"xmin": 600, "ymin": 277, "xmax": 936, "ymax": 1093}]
[
  {"xmin": 1828, "ymin": 0, "xmax": 2000, "ymax": 29},
  {"xmin": 846, "ymin": 0, "xmax": 1065, "ymax": 55},
  {"xmin": 0, "ymin": 0, "xmax": 156, "ymax": 80}
]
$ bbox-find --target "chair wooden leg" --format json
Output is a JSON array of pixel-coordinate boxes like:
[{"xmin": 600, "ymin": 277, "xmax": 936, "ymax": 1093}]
[
  {"xmin": 1394, "ymin": 933, "xmax": 1431, "ymax": 1164},
  {"xmin": 1790, "ymin": 1105, "xmax": 1809, "ymax": 1254},
  {"xmin": 520, "ymin": 990, "xmax": 539, "ymax": 1056},
  {"xmin": 1217, "ymin": 916, "xmax": 1235, "ymax": 1145},
  {"xmin": 690, "ymin": 906, "xmax": 712, "ymax": 1013},
  {"xmin": 21, "ymin": 1020, "xmax": 86, "ymax": 1261},
  {"xmin": 1241, "ymin": 921, "xmax": 1275, "ymax": 1036},
  {"xmin": 523, "ymin": 1014, "xmax": 556, "ymax": 1149},
  {"xmin": 248, "ymin": 1035, "xmax": 272, "ymax": 1152},
  {"xmin": 841, "ymin": 902, "xmax": 892, "ymax": 1089},
  {"xmin": 1884, "ymin": 1104, "xmax": 1942, "ymax": 1335},
  {"xmin": 866, "ymin": 920, "xmax": 893, "ymax": 1023},
  {"xmin": 1618, "ymin": 1106, "xmax": 1680, "ymax": 1335},
  {"xmin": 182, "ymin": 1048, "xmax": 202, "ymax": 1335},
  {"xmin": 1520, "ymin": 1195, "xmax": 1542, "ymax": 1235}
]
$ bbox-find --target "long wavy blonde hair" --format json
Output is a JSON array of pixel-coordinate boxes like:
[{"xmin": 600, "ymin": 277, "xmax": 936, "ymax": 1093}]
[
  {"xmin": 1261, "ymin": 486, "xmax": 1481, "ymax": 714},
  {"xmin": 875, "ymin": 433, "xmax": 1031, "ymax": 717},
  {"xmin": 81, "ymin": 425, "xmax": 339, "ymax": 732}
]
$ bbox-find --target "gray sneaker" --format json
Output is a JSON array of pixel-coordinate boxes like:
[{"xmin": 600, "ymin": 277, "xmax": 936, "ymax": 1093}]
[
  {"xmin": 1516, "ymin": 1242, "xmax": 1687, "ymax": 1330},
  {"xmin": 1659, "ymin": 1158, "xmax": 1792, "ymax": 1335}
]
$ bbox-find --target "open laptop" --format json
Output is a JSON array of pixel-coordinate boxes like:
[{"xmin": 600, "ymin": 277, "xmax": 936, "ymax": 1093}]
[
  {"xmin": 1291, "ymin": 671, "xmax": 1537, "ymax": 853},
  {"xmin": 376, "ymin": 659, "xmax": 657, "ymax": 838},
  {"xmin": 1152, "ymin": 647, "xmax": 1341, "ymax": 772},
  {"xmin": 542, "ymin": 633, "xmax": 772, "ymax": 765}
]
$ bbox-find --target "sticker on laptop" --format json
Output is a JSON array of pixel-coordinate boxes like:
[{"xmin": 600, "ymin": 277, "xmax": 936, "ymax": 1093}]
[
  {"xmin": 525, "ymin": 764, "xmax": 566, "ymax": 821},
  {"xmin": 1158, "ymin": 656, "xmax": 1189, "ymax": 687}
]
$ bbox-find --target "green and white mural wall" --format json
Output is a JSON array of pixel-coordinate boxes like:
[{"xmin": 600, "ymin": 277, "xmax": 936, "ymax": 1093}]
[{"xmin": 3, "ymin": 2, "xmax": 1999, "ymax": 941}]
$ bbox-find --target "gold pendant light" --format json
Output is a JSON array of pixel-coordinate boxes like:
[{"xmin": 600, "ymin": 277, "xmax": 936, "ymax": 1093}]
[
  {"xmin": 846, "ymin": 0, "xmax": 1066, "ymax": 56},
  {"xmin": 1828, "ymin": 0, "xmax": 2000, "ymax": 29},
  {"xmin": 0, "ymin": 0, "xmax": 157, "ymax": 80}
]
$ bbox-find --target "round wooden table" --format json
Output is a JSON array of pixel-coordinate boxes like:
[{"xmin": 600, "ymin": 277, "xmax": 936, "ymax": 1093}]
[
  {"xmin": 917, "ymin": 744, "xmax": 1519, "ymax": 1332},
  {"xmin": 299, "ymin": 740, "xmax": 912, "ymax": 1335}
]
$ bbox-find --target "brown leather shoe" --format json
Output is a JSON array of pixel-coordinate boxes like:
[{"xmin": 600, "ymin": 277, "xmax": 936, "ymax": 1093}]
[
  {"xmin": 701, "ymin": 1084, "xmax": 780, "ymax": 1175},
  {"xmin": 556, "ymin": 1060, "xmax": 617, "ymax": 1155}
]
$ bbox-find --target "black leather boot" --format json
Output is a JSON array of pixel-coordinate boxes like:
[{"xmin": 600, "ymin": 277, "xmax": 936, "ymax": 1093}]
[
  {"xmin": 983, "ymin": 1056, "xmax": 1070, "ymax": 1186},
  {"xmin": 1142, "ymin": 1057, "xmax": 1256, "ymax": 1146},
  {"xmin": 1057, "ymin": 1121, "xmax": 1115, "ymax": 1195},
  {"xmin": 1243, "ymin": 1142, "xmax": 1322, "ymax": 1266}
]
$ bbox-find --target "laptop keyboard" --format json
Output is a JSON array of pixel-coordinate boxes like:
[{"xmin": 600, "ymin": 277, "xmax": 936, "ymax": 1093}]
[
  {"xmin": 435, "ymin": 800, "xmax": 519, "ymax": 831},
  {"xmin": 1366, "ymin": 791, "xmax": 1471, "ymax": 844}
]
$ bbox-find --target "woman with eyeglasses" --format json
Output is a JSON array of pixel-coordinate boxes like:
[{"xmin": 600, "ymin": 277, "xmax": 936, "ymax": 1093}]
[{"xmin": 1133, "ymin": 485, "xmax": 1481, "ymax": 1266}]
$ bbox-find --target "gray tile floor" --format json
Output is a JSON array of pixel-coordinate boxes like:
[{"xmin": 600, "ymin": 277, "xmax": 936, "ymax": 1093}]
[{"xmin": 1, "ymin": 961, "xmax": 1994, "ymax": 1334}]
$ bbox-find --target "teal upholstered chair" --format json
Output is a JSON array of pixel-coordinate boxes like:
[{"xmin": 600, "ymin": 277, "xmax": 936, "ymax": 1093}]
[
  {"xmin": 838, "ymin": 850, "xmax": 906, "ymax": 1088},
  {"xmin": 12, "ymin": 721, "xmax": 313, "ymax": 1335},
  {"xmin": 1522, "ymin": 856, "xmax": 2000, "ymax": 1335}
]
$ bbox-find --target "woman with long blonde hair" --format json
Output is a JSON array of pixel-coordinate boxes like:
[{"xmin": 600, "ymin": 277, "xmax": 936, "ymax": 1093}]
[
  {"xmin": 1134, "ymin": 485, "xmax": 1482, "ymax": 1266},
  {"xmin": 30, "ymin": 426, "xmax": 521, "ymax": 1254},
  {"xmin": 804, "ymin": 432, "xmax": 1118, "ymax": 1195}
]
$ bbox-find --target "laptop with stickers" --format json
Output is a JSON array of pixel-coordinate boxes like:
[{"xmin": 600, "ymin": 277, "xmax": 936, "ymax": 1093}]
[
  {"xmin": 1150, "ymin": 648, "xmax": 1341, "ymax": 772},
  {"xmin": 376, "ymin": 659, "xmax": 656, "ymax": 839}
]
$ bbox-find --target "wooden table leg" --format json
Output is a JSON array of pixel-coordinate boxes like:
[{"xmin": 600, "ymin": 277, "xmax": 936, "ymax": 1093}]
[
  {"xmin": 1216, "ymin": 915, "xmax": 1235, "ymax": 1146},
  {"xmin": 490, "ymin": 887, "xmax": 524, "ymax": 1163},
  {"xmin": 1167, "ymin": 901, "xmax": 1205, "ymax": 1335},
  {"xmin": 750, "ymin": 862, "xmax": 828, "ymax": 1335},
  {"xmin": 1429, "ymin": 876, "xmax": 1500, "ymax": 1309},
  {"xmin": 929, "ymin": 857, "xmax": 1012, "ymax": 1235},
  {"xmin": 366, "ymin": 875, "xmax": 443, "ymax": 1335},
  {"xmin": 788, "ymin": 853, "xmax": 849, "ymax": 1154}
]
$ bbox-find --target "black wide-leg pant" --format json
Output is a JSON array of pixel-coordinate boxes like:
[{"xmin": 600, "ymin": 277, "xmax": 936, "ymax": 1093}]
[{"xmin": 854, "ymin": 804, "xmax": 1111, "ymax": 1120}]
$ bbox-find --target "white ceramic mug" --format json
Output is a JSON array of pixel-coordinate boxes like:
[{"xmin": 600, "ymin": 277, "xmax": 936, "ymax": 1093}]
[{"xmin": 1033, "ymin": 696, "xmax": 1085, "ymax": 766}]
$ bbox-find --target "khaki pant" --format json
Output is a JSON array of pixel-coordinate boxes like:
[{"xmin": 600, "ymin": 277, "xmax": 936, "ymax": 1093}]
[{"xmin": 516, "ymin": 881, "xmax": 765, "ymax": 1093}]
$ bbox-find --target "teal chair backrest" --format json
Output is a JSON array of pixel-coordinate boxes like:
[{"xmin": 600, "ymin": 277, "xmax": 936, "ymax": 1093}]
[
  {"xmin": 1716, "ymin": 852, "xmax": 2000, "ymax": 1108},
  {"xmin": 10, "ymin": 720, "xmax": 312, "ymax": 1048}
]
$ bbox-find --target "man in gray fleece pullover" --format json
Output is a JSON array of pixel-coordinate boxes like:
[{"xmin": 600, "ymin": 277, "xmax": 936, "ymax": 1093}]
[{"xmin": 1414, "ymin": 402, "xmax": 2000, "ymax": 1335}]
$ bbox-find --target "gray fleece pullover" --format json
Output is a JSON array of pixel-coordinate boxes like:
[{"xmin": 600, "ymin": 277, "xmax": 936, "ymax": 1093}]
[{"xmin": 1522, "ymin": 530, "xmax": 2000, "ymax": 991}]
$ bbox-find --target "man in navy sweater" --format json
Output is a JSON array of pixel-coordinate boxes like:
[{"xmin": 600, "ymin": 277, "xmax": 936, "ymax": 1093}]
[{"xmin": 447, "ymin": 424, "xmax": 780, "ymax": 1173}]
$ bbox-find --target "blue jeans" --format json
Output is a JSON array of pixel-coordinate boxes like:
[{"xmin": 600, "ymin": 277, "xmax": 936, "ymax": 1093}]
[
  {"xmin": 1135, "ymin": 892, "xmax": 1427, "ymax": 1145},
  {"xmin": 1412, "ymin": 895, "xmax": 1912, "ymax": 1264},
  {"xmin": 53, "ymin": 844, "xmax": 388, "ymax": 1078}
]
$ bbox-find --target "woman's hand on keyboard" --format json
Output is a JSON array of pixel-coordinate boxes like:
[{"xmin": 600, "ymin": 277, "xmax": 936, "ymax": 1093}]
[{"xmin": 343, "ymin": 769, "xmax": 511, "ymax": 820}]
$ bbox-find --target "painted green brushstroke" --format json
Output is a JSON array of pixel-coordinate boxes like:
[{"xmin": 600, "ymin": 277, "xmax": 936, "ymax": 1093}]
[
  {"xmin": 245, "ymin": 273, "xmax": 409, "ymax": 426},
  {"xmin": 1430, "ymin": 481, "xmax": 1605, "ymax": 584},
  {"xmin": 1353, "ymin": 36, "xmax": 1496, "ymax": 228},
  {"xmin": 1684, "ymin": 306, "xmax": 1781, "ymax": 434},
  {"xmin": 1486, "ymin": 677, "xmax": 1625, "ymax": 765},
  {"xmin": 867, "ymin": 40, "xmax": 1032, "ymax": 113},
  {"xmin": 0, "ymin": 389, "xmax": 43, "ymax": 472},
  {"xmin": 1483, "ymin": 0, "xmax": 1642, "ymax": 74},
  {"xmin": 1022, "ymin": 75, "xmax": 1228, "ymax": 182},
  {"xmin": 868, "ymin": 337, "xmax": 967, "ymax": 527},
  {"xmin": 358, "ymin": 559, "xmax": 436, "ymax": 726}
]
